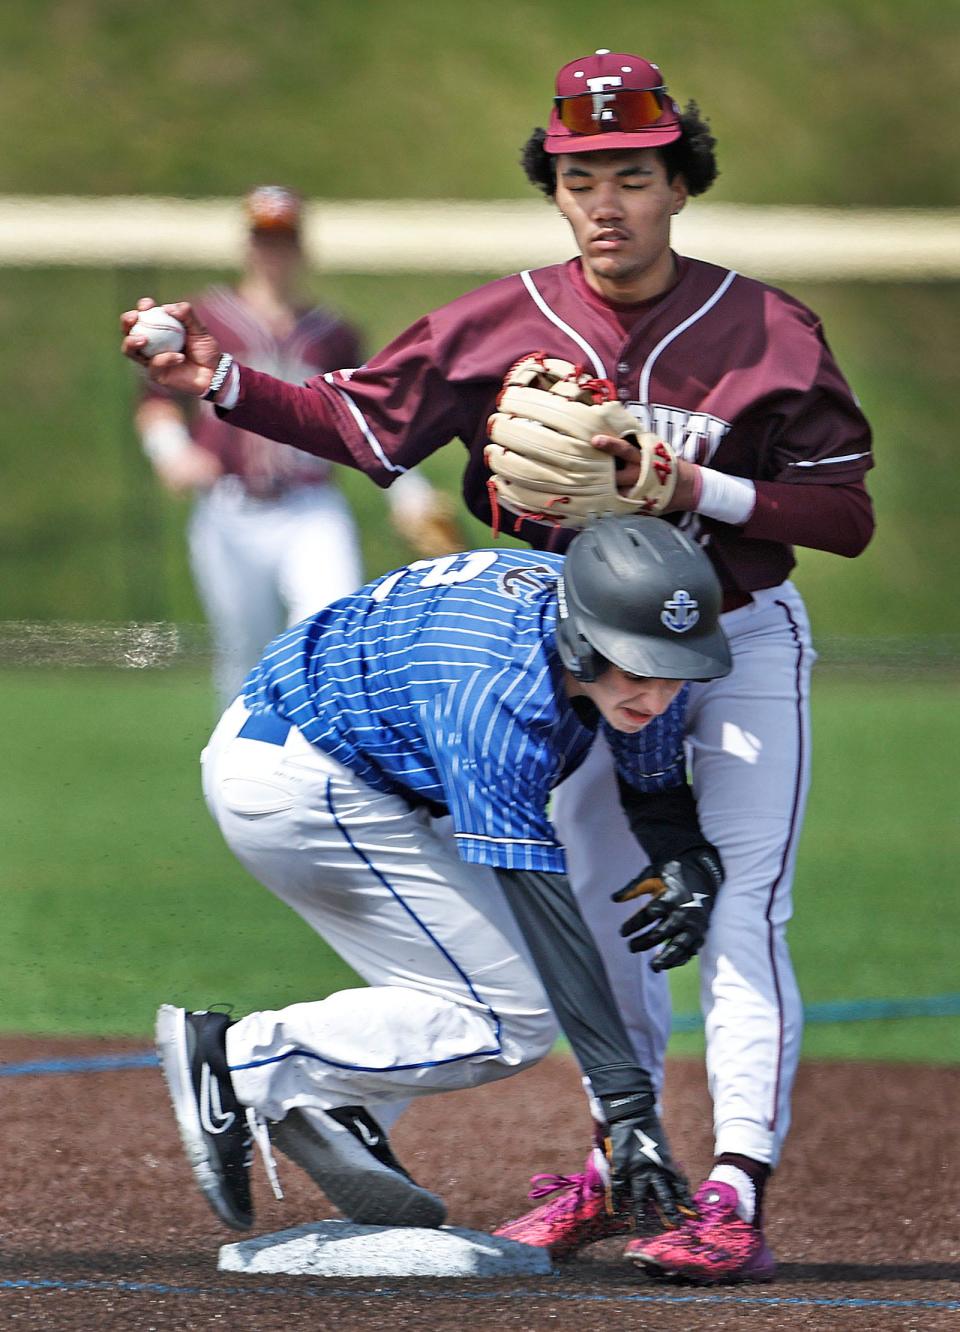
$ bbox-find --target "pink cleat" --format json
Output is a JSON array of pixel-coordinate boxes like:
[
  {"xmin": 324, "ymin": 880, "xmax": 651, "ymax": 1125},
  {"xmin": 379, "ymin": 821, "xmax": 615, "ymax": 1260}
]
[
  {"xmin": 625, "ymin": 1181, "xmax": 776, "ymax": 1284},
  {"xmin": 494, "ymin": 1150, "xmax": 632, "ymax": 1260}
]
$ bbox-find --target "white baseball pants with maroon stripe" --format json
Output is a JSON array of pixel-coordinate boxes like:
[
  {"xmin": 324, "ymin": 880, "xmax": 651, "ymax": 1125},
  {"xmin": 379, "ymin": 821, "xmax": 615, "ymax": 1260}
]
[
  {"xmin": 200, "ymin": 699, "xmax": 557, "ymax": 1122},
  {"xmin": 553, "ymin": 580, "xmax": 815, "ymax": 1168}
]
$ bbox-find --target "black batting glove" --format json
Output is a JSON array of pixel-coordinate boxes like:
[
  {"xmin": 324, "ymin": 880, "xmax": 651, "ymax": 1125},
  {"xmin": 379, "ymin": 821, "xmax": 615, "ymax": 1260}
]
[
  {"xmin": 612, "ymin": 846, "xmax": 724, "ymax": 972},
  {"xmin": 600, "ymin": 1090, "xmax": 695, "ymax": 1233}
]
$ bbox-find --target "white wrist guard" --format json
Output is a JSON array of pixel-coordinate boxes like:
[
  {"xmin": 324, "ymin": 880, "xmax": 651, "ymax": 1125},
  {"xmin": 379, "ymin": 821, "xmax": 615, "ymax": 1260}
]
[
  {"xmin": 387, "ymin": 469, "xmax": 436, "ymax": 520},
  {"xmin": 141, "ymin": 420, "xmax": 192, "ymax": 465},
  {"xmin": 694, "ymin": 468, "xmax": 756, "ymax": 526}
]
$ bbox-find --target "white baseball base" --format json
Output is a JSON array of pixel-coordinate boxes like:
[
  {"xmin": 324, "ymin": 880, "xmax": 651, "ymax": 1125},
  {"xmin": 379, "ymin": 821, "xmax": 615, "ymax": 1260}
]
[{"xmin": 218, "ymin": 1220, "xmax": 553, "ymax": 1277}]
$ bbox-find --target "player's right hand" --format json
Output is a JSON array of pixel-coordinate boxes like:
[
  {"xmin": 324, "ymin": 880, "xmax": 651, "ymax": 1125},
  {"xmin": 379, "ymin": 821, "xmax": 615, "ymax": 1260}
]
[
  {"xmin": 121, "ymin": 298, "xmax": 223, "ymax": 397},
  {"xmin": 613, "ymin": 846, "xmax": 724, "ymax": 972},
  {"xmin": 600, "ymin": 1090, "xmax": 696, "ymax": 1233}
]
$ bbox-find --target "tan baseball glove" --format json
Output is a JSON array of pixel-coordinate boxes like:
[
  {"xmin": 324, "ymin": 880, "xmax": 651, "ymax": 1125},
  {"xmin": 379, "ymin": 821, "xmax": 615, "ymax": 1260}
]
[{"xmin": 485, "ymin": 353, "xmax": 678, "ymax": 531}]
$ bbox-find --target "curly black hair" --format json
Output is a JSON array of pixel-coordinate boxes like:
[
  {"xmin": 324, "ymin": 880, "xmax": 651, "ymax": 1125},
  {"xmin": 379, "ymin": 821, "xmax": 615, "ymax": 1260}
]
[{"xmin": 520, "ymin": 101, "xmax": 718, "ymax": 199}]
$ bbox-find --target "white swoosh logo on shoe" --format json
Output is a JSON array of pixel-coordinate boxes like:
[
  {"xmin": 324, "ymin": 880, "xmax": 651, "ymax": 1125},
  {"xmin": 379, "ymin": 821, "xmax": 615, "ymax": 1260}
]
[
  {"xmin": 354, "ymin": 1119, "xmax": 381, "ymax": 1149},
  {"xmin": 200, "ymin": 1064, "xmax": 235, "ymax": 1134}
]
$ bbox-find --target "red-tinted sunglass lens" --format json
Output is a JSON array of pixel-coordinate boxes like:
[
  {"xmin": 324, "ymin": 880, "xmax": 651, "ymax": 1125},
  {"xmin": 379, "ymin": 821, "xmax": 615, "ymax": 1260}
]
[{"xmin": 557, "ymin": 88, "xmax": 665, "ymax": 134}]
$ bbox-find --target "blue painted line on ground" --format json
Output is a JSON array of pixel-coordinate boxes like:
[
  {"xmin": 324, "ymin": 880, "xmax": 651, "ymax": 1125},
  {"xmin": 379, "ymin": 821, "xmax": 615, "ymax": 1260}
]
[
  {"xmin": 2, "ymin": 993, "xmax": 959, "ymax": 1078},
  {"xmin": 0, "ymin": 1277, "xmax": 958, "ymax": 1309},
  {"xmin": 670, "ymin": 992, "xmax": 960, "ymax": 1033},
  {"xmin": 0, "ymin": 1052, "xmax": 158, "ymax": 1076}
]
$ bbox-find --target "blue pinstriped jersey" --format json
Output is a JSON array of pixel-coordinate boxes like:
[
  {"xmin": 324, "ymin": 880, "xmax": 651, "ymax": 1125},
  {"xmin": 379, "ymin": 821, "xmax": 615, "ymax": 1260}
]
[{"xmin": 242, "ymin": 550, "xmax": 687, "ymax": 872}]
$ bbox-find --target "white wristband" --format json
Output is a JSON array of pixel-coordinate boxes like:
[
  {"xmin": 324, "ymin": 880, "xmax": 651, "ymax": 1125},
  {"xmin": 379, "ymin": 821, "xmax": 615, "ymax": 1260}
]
[
  {"xmin": 387, "ymin": 469, "xmax": 435, "ymax": 520},
  {"xmin": 694, "ymin": 467, "xmax": 756, "ymax": 526},
  {"xmin": 141, "ymin": 420, "xmax": 192, "ymax": 465},
  {"xmin": 202, "ymin": 352, "xmax": 235, "ymax": 401},
  {"xmin": 213, "ymin": 362, "xmax": 240, "ymax": 411}
]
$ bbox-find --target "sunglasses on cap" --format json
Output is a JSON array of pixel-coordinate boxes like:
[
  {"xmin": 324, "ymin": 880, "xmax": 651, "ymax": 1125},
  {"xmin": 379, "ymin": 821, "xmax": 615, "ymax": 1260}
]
[{"xmin": 554, "ymin": 86, "xmax": 669, "ymax": 135}]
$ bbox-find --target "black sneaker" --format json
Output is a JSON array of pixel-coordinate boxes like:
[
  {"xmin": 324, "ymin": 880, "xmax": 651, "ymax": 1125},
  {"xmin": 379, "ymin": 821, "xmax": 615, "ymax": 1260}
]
[
  {"xmin": 155, "ymin": 1005, "xmax": 256, "ymax": 1231},
  {"xmin": 270, "ymin": 1105, "xmax": 447, "ymax": 1228}
]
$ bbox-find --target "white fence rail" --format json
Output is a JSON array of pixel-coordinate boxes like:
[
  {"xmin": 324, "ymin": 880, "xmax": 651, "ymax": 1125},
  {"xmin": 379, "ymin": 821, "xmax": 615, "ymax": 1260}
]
[{"xmin": 0, "ymin": 197, "xmax": 958, "ymax": 280}]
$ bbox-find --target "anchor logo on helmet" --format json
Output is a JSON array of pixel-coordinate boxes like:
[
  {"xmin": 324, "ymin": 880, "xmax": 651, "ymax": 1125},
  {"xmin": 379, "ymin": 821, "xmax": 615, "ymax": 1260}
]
[{"xmin": 661, "ymin": 589, "xmax": 700, "ymax": 634}]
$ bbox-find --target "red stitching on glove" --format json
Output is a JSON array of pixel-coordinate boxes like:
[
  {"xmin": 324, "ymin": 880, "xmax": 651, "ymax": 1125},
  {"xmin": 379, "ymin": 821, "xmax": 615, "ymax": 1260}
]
[{"xmin": 486, "ymin": 476, "xmax": 502, "ymax": 538}]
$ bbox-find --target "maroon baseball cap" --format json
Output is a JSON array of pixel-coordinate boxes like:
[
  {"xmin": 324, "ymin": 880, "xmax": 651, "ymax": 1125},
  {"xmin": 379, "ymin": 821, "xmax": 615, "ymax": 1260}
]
[{"xmin": 544, "ymin": 49, "xmax": 682, "ymax": 155}]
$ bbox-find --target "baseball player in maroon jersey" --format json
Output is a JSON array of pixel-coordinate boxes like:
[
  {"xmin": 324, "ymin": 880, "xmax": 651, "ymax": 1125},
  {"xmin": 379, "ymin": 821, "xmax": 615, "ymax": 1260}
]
[
  {"xmin": 122, "ymin": 48, "xmax": 874, "ymax": 1283},
  {"xmin": 134, "ymin": 185, "xmax": 460, "ymax": 704}
]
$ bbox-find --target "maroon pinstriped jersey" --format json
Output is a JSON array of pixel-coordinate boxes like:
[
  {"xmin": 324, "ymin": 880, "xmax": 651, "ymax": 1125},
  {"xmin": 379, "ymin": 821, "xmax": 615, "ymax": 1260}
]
[{"xmin": 226, "ymin": 254, "xmax": 874, "ymax": 588}]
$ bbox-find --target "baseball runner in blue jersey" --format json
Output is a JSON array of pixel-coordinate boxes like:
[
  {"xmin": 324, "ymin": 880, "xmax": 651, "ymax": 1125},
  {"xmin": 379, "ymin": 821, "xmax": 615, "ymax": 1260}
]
[{"xmin": 155, "ymin": 516, "xmax": 731, "ymax": 1235}]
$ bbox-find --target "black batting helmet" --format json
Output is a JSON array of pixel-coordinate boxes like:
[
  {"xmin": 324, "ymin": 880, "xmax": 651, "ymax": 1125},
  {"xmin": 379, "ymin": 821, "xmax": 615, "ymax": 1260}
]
[{"xmin": 556, "ymin": 516, "xmax": 732, "ymax": 682}]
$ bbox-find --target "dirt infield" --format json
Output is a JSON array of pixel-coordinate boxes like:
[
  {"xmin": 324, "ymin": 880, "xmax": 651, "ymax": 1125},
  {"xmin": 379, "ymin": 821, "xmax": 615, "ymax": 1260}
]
[{"xmin": 2, "ymin": 1036, "xmax": 958, "ymax": 1330}]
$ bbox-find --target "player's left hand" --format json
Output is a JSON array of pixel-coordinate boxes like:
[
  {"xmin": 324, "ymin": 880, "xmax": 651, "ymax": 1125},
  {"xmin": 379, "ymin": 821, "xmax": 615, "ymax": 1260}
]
[
  {"xmin": 600, "ymin": 1090, "xmax": 695, "ymax": 1232},
  {"xmin": 121, "ymin": 298, "xmax": 223, "ymax": 397},
  {"xmin": 485, "ymin": 353, "xmax": 678, "ymax": 529},
  {"xmin": 590, "ymin": 436, "xmax": 700, "ymax": 511},
  {"xmin": 613, "ymin": 847, "xmax": 724, "ymax": 971}
]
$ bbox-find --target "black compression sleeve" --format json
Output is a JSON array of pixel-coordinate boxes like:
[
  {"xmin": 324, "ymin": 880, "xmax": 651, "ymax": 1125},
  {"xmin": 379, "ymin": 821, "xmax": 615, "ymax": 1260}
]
[
  {"xmin": 495, "ymin": 866, "xmax": 653, "ymax": 1102},
  {"xmin": 616, "ymin": 777, "xmax": 715, "ymax": 865}
]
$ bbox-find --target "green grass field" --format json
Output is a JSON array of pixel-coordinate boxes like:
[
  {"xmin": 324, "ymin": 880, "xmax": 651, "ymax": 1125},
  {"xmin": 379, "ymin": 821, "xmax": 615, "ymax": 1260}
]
[
  {"xmin": 1, "ymin": 666, "xmax": 956, "ymax": 1063},
  {"xmin": 1, "ymin": 1, "xmax": 956, "ymax": 206}
]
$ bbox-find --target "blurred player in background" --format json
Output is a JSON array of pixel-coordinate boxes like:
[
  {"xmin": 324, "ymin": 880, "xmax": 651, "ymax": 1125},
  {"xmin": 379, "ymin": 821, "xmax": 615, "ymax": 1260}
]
[
  {"xmin": 134, "ymin": 184, "xmax": 462, "ymax": 704},
  {"xmin": 123, "ymin": 48, "xmax": 875, "ymax": 1283}
]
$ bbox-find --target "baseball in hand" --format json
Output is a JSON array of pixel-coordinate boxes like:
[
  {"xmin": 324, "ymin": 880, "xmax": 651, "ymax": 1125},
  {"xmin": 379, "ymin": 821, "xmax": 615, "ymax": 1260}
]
[{"xmin": 130, "ymin": 307, "xmax": 186, "ymax": 357}]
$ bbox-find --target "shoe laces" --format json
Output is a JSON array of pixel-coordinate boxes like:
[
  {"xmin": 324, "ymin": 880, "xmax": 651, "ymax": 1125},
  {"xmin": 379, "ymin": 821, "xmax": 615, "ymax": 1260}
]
[
  {"xmin": 526, "ymin": 1170, "xmax": 592, "ymax": 1215},
  {"xmin": 692, "ymin": 1183, "xmax": 742, "ymax": 1226},
  {"xmin": 246, "ymin": 1108, "xmax": 284, "ymax": 1201}
]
